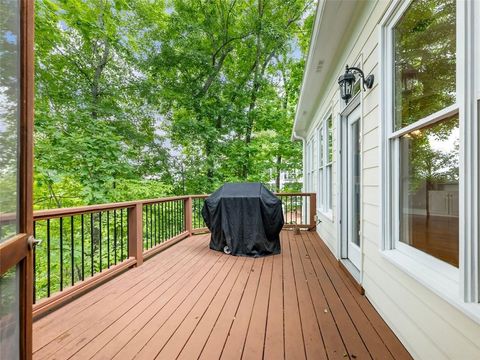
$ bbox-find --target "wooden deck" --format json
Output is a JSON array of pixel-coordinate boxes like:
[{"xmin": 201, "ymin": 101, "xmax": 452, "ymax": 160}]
[{"xmin": 33, "ymin": 231, "xmax": 412, "ymax": 360}]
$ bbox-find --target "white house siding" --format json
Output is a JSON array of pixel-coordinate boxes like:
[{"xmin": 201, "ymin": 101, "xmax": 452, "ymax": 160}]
[{"xmin": 302, "ymin": 1, "xmax": 480, "ymax": 358}]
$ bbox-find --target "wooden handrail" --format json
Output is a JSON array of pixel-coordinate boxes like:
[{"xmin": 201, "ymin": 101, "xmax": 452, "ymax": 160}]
[{"xmin": 32, "ymin": 196, "xmax": 193, "ymax": 220}]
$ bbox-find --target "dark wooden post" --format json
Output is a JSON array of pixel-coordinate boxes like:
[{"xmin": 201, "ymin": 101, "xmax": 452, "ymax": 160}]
[
  {"xmin": 128, "ymin": 203, "xmax": 143, "ymax": 266},
  {"xmin": 309, "ymin": 193, "xmax": 317, "ymax": 231},
  {"xmin": 185, "ymin": 197, "xmax": 193, "ymax": 236}
]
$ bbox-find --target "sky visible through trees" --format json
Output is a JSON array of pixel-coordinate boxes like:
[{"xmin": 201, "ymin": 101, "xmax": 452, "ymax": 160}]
[{"xmin": 33, "ymin": 0, "xmax": 316, "ymax": 209}]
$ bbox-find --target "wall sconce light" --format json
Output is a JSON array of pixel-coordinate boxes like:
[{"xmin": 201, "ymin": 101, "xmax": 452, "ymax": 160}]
[{"xmin": 338, "ymin": 65, "xmax": 374, "ymax": 103}]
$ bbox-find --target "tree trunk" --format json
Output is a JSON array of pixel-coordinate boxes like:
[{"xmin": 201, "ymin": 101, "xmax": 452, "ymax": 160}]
[{"xmin": 275, "ymin": 155, "xmax": 282, "ymax": 192}]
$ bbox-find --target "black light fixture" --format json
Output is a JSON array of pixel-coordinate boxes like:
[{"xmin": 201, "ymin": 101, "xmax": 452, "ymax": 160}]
[{"xmin": 338, "ymin": 65, "xmax": 374, "ymax": 103}]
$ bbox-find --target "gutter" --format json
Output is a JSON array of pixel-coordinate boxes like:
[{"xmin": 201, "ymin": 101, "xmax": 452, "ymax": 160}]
[{"xmin": 292, "ymin": 131, "xmax": 307, "ymax": 193}]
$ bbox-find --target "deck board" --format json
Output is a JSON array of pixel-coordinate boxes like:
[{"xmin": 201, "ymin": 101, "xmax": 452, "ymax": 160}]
[{"xmin": 33, "ymin": 231, "xmax": 412, "ymax": 360}]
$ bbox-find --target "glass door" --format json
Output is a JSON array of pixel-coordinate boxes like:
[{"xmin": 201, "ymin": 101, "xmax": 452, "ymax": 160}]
[
  {"xmin": 346, "ymin": 106, "xmax": 361, "ymax": 270},
  {"xmin": 0, "ymin": 0, "xmax": 34, "ymax": 359}
]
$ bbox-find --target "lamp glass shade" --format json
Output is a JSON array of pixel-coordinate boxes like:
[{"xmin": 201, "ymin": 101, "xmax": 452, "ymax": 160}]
[{"xmin": 338, "ymin": 71, "xmax": 355, "ymax": 101}]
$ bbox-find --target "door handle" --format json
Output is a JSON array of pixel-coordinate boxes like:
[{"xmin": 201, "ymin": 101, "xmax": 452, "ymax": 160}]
[{"xmin": 28, "ymin": 236, "xmax": 42, "ymax": 250}]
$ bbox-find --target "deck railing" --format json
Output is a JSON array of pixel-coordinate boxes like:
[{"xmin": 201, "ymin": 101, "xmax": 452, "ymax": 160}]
[{"xmin": 30, "ymin": 192, "xmax": 316, "ymax": 318}]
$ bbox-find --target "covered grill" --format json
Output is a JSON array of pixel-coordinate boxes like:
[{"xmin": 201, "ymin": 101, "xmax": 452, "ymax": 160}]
[{"xmin": 201, "ymin": 183, "xmax": 284, "ymax": 257}]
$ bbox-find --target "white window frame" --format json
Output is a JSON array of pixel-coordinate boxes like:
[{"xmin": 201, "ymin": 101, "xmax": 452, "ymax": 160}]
[
  {"xmin": 305, "ymin": 140, "xmax": 312, "ymax": 192},
  {"xmin": 380, "ymin": 0, "xmax": 480, "ymax": 319},
  {"xmin": 317, "ymin": 113, "xmax": 333, "ymax": 218}
]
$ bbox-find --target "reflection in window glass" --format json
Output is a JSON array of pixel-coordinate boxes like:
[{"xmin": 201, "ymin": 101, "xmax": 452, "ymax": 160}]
[
  {"xmin": 399, "ymin": 115, "xmax": 459, "ymax": 266},
  {"xmin": 0, "ymin": 266, "xmax": 20, "ymax": 360},
  {"xmin": 0, "ymin": 0, "xmax": 21, "ymax": 242},
  {"xmin": 326, "ymin": 117, "xmax": 333, "ymax": 210},
  {"xmin": 351, "ymin": 120, "xmax": 361, "ymax": 246},
  {"xmin": 393, "ymin": 0, "xmax": 456, "ymax": 130}
]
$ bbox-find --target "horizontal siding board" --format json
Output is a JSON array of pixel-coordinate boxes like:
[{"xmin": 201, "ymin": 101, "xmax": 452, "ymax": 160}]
[
  {"xmin": 363, "ymin": 241, "xmax": 480, "ymax": 347},
  {"xmin": 363, "ymin": 271, "xmax": 446, "ymax": 360},
  {"xmin": 363, "ymin": 254, "xmax": 480, "ymax": 359}
]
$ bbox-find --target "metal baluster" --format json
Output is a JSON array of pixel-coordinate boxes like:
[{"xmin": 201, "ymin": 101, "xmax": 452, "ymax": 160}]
[
  {"xmin": 107, "ymin": 211, "xmax": 110, "ymax": 268},
  {"xmin": 121, "ymin": 208, "xmax": 124, "ymax": 261},
  {"xmin": 157, "ymin": 203, "xmax": 161, "ymax": 244},
  {"xmin": 81, "ymin": 215, "xmax": 85, "ymax": 281},
  {"xmin": 295, "ymin": 196, "xmax": 298, "ymax": 224},
  {"xmin": 150, "ymin": 204, "xmax": 153, "ymax": 249},
  {"xmin": 70, "ymin": 216, "xmax": 74, "ymax": 286},
  {"xmin": 168, "ymin": 201, "xmax": 173, "ymax": 239},
  {"xmin": 47, "ymin": 219, "xmax": 51, "ymax": 297},
  {"xmin": 126, "ymin": 208, "xmax": 130, "ymax": 256},
  {"xmin": 166, "ymin": 202, "xmax": 169, "ymax": 239},
  {"xmin": 145, "ymin": 205, "xmax": 149, "ymax": 250},
  {"xmin": 161, "ymin": 202, "xmax": 165, "ymax": 242},
  {"xmin": 290, "ymin": 196, "xmax": 293, "ymax": 224},
  {"xmin": 153, "ymin": 204, "xmax": 157, "ymax": 246},
  {"xmin": 114, "ymin": 209, "xmax": 117, "ymax": 265},
  {"xmin": 174, "ymin": 201, "xmax": 178, "ymax": 235},
  {"xmin": 90, "ymin": 213, "xmax": 94, "ymax": 276},
  {"xmin": 99, "ymin": 212, "xmax": 102, "ymax": 272},
  {"xmin": 181, "ymin": 200, "xmax": 184, "ymax": 232},
  {"xmin": 60, "ymin": 217, "xmax": 63, "ymax": 291}
]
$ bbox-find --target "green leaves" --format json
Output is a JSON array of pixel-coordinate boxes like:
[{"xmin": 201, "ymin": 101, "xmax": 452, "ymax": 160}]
[{"xmin": 34, "ymin": 0, "xmax": 313, "ymax": 207}]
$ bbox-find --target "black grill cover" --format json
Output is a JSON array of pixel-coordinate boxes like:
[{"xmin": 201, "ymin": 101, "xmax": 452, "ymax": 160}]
[{"xmin": 201, "ymin": 183, "xmax": 284, "ymax": 257}]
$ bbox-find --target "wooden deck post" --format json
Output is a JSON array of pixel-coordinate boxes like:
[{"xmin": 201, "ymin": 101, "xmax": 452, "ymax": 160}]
[
  {"xmin": 309, "ymin": 193, "xmax": 317, "ymax": 231},
  {"xmin": 128, "ymin": 203, "xmax": 143, "ymax": 266},
  {"xmin": 185, "ymin": 197, "xmax": 193, "ymax": 236}
]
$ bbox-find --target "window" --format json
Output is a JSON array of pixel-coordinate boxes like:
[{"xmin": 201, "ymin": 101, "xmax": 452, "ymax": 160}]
[
  {"xmin": 317, "ymin": 115, "xmax": 333, "ymax": 215},
  {"xmin": 389, "ymin": 0, "xmax": 458, "ymax": 265},
  {"xmin": 382, "ymin": 0, "xmax": 480, "ymax": 305}
]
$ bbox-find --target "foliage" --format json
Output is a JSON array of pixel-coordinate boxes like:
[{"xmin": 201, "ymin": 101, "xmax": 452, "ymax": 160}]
[{"xmin": 34, "ymin": 0, "xmax": 315, "ymax": 209}]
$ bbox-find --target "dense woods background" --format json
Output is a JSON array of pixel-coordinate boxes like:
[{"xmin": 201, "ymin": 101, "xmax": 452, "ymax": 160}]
[{"xmin": 34, "ymin": 0, "xmax": 315, "ymax": 209}]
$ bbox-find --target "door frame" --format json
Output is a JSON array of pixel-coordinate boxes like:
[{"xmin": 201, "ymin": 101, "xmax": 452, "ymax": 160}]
[
  {"xmin": 338, "ymin": 94, "xmax": 363, "ymax": 281},
  {"xmin": 0, "ymin": 1, "xmax": 34, "ymax": 358}
]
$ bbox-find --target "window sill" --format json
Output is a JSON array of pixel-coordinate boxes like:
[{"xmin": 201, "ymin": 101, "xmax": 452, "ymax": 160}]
[{"xmin": 380, "ymin": 249, "xmax": 480, "ymax": 325}]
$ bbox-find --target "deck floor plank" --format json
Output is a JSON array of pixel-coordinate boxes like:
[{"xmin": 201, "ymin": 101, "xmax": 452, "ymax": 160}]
[
  {"xmin": 33, "ymin": 231, "xmax": 411, "ymax": 360},
  {"xmin": 295, "ymin": 232, "xmax": 348, "ymax": 359},
  {"xmin": 263, "ymin": 239, "xmax": 284, "ymax": 360},
  {"xmin": 137, "ymin": 254, "xmax": 238, "ymax": 358},
  {"xmin": 158, "ymin": 256, "xmax": 246, "ymax": 360},
  {"xmin": 197, "ymin": 258, "xmax": 255, "ymax": 360},
  {"xmin": 35, "ymin": 240, "xmax": 212, "ymax": 360},
  {"xmin": 33, "ymin": 238, "xmax": 204, "ymax": 351},
  {"xmin": 176, "ymin": 258, "xmax": 251, "ymax": 360},
  {"xmin": 282, "ymin": 232, "xmax": 307, "ymax": 360},
  {"xmin": 219, "ymin": 257, "xmax": 264, "ymax": 360},
  {"xmin": 288, "ymin": 231, "xmax": 327, "ymax": 360},
  {"xmin": 241, "ymin": 255, "xmax": 272, "ymax": 360},
  {"xmin": 308, "ymin": 232, "xmax": 413, "ymax": 360},
  {"xmin": 111, "ymin": 247, "xmax": 224, "ymax": 359},
  {"xmin": 72, "ymin": 244, "xmax": 216, "ymax": 359}
]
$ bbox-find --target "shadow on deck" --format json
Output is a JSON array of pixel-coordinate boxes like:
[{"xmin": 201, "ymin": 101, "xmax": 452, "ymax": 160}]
[{"xmin": 33, "ymin": 231, "xmax": 412, "ymax": 360}]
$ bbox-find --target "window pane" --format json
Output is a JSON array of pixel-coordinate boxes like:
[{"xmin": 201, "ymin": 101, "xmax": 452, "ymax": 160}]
[
  {"xmin": 0, "ymin": 0, "xmax": 21, "ymax": 242},
  {"xmin": 351, "ymin": 121, "xmax": 361, "ymax": 246},
  {"xmin": 393, "ymin": 0, "xmax": 456, "ymax": 130},
  {"xmin": 0, "ymin": 266, "xmax": 20, "ymax": 360},
  {"xmin": 327, "ymin": 116, "xmax": 333, "ymax": 163},
  {"xmin": 399, "ymin": 114, "xmax": 459, "ymax": 267},
  {"xmin": 327, "ymin": 164, "xmax": 332, "ymax": 210},
  {"xmin": 318, "ymin": 169, "xmax": 323, "ymax": 208},
  {"xmin": 319, "ymin": 127, "xmax": 324, "ymax": 167}
]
